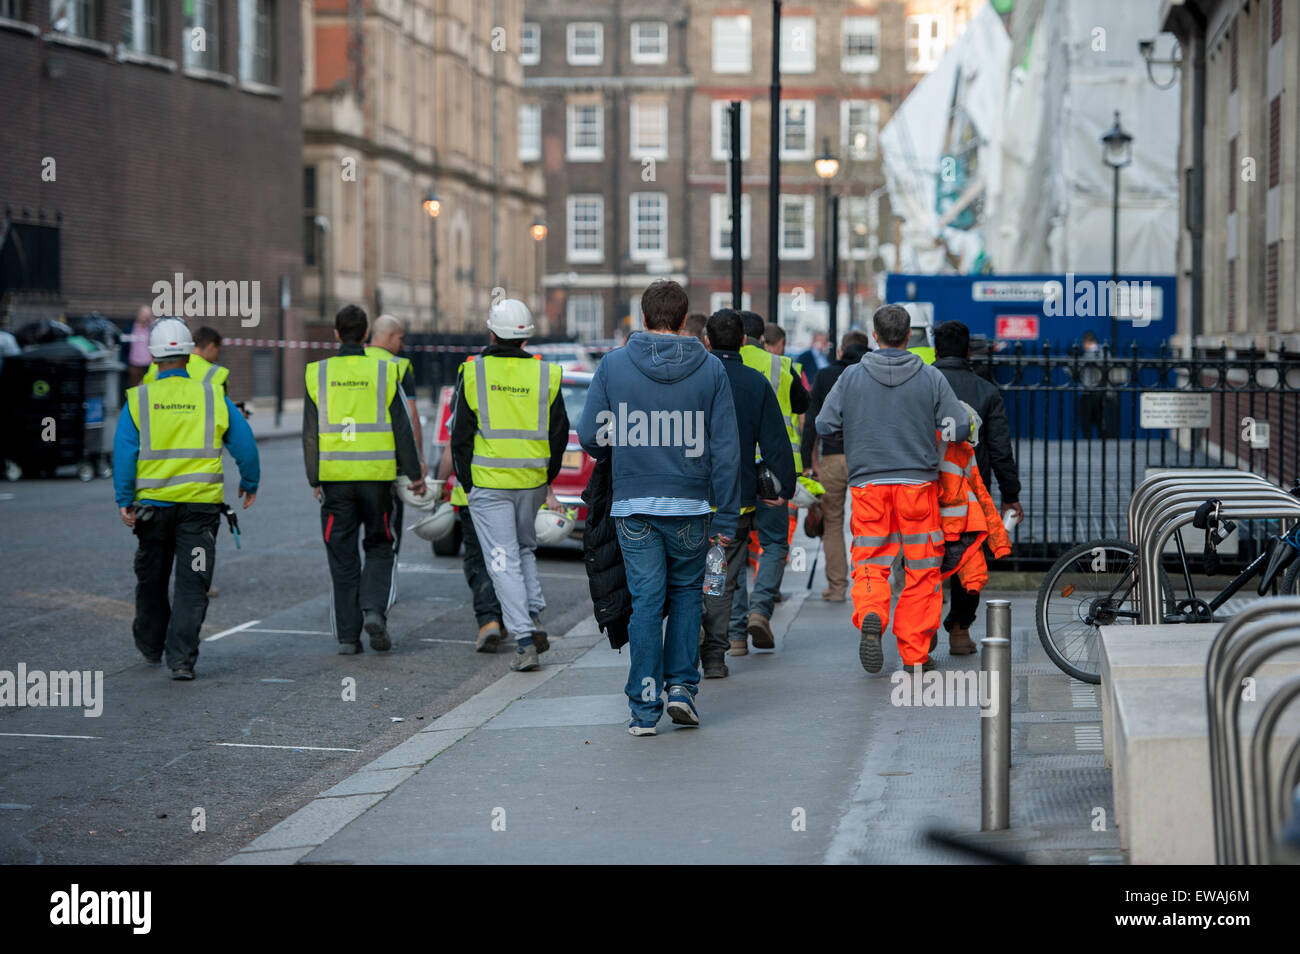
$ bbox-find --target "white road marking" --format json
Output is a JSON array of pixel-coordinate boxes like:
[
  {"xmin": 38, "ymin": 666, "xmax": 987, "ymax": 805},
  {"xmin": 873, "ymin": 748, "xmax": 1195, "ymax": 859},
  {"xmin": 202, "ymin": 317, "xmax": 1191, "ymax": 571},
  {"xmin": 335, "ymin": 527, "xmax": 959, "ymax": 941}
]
[
  {"xmin": 205, "ymin": 619, "xmax": 261, "ymax": 642},
  {"xmin": 246, "ymin": 628, "xmax": 332, "ymax": 636},
  {"xmin": 419, "ymin": 638, "xmax": 476, "ymax": 644},
  {"xmin": 211, "ymin": 742, "xmax": 360, "ymax": 753},
  {"xmin": 0, "ymin": 732, "xmax": 101, "ymax": 740}
]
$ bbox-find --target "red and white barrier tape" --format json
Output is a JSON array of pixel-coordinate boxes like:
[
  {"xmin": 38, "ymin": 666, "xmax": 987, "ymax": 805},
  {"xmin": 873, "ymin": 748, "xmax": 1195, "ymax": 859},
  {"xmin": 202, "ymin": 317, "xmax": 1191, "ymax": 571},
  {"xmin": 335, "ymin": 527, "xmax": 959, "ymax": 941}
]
[{"xmin": 121, "ymin": 333, "xmax": 614, "ymax": 354}]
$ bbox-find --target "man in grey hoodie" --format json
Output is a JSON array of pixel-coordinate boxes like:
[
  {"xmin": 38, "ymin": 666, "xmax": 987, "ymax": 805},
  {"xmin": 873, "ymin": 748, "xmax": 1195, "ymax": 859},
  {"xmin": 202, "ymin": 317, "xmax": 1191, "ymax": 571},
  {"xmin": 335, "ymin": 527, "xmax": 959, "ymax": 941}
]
[{"xmin": 816, "ymin": 305, "xmax": 970, "ymax": 674}]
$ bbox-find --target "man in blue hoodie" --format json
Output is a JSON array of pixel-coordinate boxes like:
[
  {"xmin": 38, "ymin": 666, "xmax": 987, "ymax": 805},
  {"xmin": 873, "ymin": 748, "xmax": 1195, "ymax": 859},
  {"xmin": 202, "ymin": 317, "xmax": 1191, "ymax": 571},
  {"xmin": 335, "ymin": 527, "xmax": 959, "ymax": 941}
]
[{"xmin": 578, "ymin": 280, "xmax": 741, "ymax": 736}]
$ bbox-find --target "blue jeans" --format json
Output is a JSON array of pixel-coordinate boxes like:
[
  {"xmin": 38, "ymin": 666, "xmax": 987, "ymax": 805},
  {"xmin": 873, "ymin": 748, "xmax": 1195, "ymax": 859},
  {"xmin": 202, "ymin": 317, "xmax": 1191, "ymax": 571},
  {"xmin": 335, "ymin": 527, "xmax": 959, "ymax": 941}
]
[
  {"xmin": 615, "ymin": 513, "xmax": 709, "ymax": 723},
  {"xmin": 729, "ymin": 501, "xmax": 790, "ymax": 637}
]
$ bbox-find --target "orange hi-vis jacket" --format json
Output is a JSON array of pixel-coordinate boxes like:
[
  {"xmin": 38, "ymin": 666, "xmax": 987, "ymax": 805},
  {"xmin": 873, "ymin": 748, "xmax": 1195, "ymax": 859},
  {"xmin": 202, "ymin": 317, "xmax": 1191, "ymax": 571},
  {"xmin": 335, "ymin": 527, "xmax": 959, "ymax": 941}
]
[{"xmin": 937, "ymin": 439, "xmax": 1011, "ymax": 593}]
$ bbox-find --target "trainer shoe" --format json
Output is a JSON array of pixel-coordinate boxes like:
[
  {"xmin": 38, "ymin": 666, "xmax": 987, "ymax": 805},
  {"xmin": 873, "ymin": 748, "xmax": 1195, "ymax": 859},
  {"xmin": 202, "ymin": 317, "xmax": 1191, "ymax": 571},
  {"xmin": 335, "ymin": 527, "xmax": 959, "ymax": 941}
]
[
  {"xmin": 665, "ymin": 686, "xmax": 699, "ymax": 726},
  {"xmin": 748, "ymin": 613, "xmax": 775, "ymax": 649},
  {"xmin": 702, "ymin": 658, "xmax": 729, "ymax": 679},
  {"xmin": 337, "ymin": 642, "xmax": 363, "ymax": 655},
  {"xmin": 171, "ymin": 667, "xmax": 195, "ymax": 681},
  {"xmin": 475, "ymin": 621, "xmax": 502, "ymax": 654},
  {"xmin": 510, "ymin": 644, "xmax": 540, "ymax": 672},
  {"xmin": 627, "ymin": 719, "xmax": 657, "ymax": 737},
  {"xmin": 727, "ymin": 639, "xmax": 748, "ymax": 657},
  {"xmin": 363, "ymin": 611, "xmax": 391, "ymax": 652},
  {"xmin": 859, "ymin": 613, "xmax": 884, "ymax": 674},
  {"xmin": 530, "ymin": 613, "xmax": 550, "ymax": 654}
]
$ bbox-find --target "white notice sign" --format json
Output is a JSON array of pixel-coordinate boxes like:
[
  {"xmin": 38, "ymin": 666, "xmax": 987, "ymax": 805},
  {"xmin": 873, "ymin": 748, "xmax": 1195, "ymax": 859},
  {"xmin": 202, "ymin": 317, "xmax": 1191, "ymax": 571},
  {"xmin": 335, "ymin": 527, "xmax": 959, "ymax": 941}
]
[{"xmin": 1140, "ymin": 392, "xmax": 1213, "ymax": 429}]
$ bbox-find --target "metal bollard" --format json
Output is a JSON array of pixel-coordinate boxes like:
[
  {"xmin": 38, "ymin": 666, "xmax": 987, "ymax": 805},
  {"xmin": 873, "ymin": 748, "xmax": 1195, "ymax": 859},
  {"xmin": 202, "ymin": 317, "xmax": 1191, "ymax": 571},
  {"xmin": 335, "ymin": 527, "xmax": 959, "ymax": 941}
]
[{"xmin": 981, "ymin": 600, "xmax": 1012, "ymax": 831}]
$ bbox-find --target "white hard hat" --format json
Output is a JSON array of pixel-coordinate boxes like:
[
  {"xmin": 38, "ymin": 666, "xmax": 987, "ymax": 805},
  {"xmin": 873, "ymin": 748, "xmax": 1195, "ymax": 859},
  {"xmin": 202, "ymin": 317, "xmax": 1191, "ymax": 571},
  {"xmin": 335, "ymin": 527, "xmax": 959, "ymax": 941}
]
[
  {"xmin": 792, "ymin": 475, "xmax": 824, "ymax": 509},
  {"xmin": 535, "ymin": 506, "xmax": 575, "ymax": 546},
  {"xmin": 395, "ymin": 476, "xmax": 442, "ymax": 511},
  {"xmin": 412, "ymin": 502, "xmax": 457, "ymax": 542},
  {"xmin": 147, "ymin": 316, "xmax": 195, "ymax": 359},
  {"xmin": 486, "ymin": 299, "xmax": 535, "ymax": 340}
]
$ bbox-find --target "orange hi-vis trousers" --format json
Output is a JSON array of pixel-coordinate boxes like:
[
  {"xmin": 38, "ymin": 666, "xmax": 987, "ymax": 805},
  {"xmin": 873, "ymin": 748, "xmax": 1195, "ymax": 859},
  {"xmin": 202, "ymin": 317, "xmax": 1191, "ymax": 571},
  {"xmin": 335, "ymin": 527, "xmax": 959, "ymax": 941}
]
[{"xmin": 849, "ymin": 482, "xmax": 945, "ymax": 666}]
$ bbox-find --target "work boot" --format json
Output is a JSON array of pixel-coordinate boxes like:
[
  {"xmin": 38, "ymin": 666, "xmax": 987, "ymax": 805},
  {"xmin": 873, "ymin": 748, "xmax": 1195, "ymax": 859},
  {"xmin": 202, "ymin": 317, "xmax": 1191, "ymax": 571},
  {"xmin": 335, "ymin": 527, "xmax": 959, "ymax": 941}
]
[
  {"xmin": 530, "ymin": 613, "xmax": 550, "ymax": 654},
  {"xmin": 171, "ymin": 667, "xmax": 195, "ymax": 681},
  {"xmin": 702, "ymin": 657, "xmax": 729, "ymax": 679},
  {"xmin": 727, "ymin": 639, "xmax": 748, "ymax": 657},
  {"xmin": 821, "ymin": 587, "xmax": 846, "ymax": 602},
  {"xmin": 337, "ymin": 642, "xmax": 363, "ymax": 655},
  {"xmin": 363, "ymin": 611, "xmax": 391, "ymax": 652},
  {"xmin": 475, "ymin": 620, "xmax": 502, "ymax": 654},
  {"xmin": 748, "ymin": 613, "xmax": 775, "ymax": 649},
  {"xmin": 510, "ymin": 644, "xmax": 540, "ymax": 672},
  {"xmin": 949, "ymin": 624, "xmax": 977, "ymax": 655},
  {"xmin": 859, "ymin": 613, "xmax": 883, "ymax": 674},
  {"xmin": 900, "ymin": 658, "xmax": 937, "ymax": 673}
]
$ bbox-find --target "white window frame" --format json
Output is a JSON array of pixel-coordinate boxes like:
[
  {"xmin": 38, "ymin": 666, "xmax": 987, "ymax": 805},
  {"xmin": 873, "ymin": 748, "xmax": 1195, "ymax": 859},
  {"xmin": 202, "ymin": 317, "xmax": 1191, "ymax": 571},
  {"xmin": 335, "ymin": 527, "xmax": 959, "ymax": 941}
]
[
  {"xmin": 779, "ymin": 100, "xmax": 815, "ymax": 161},
  {"xmin": 567, "ymin": 294, "xmax": 603, "ymax": 339},
  {"xmin": 566, "ymin": 21, "xmax": 603, "ymax": 66},
  {"xmin": 841, "ymin": 100, "xmax": 879, "ymax": 160},
  {"xmin": 629, "ymin": 98, "xmax": 669, "ymax": 160},
  {"xmin": 778, "ymin": 194, "xmax": 814, "ymax": 260},
  {"xmin": 906, "ymin": 13, "xmax": 946, "ymax": 73},
  {"xmin": 519, "ymin": 21, "xmax": 540, "ymax": 65},
  {"xmin": 518, "ymin": 103, "xmax": 541, "ymax": 162},
  {"xmin": 630, "ymin": 21, "xmax": 667, "ymax": 64},
  {"xmin": 52, "ymin": 0, "xmax": 94, "ymax": 39},
  {"xmin": 566, "ymin": 101, "xmax": 604, "ymax": 161},
  {"xmin": 183, "ymin": 0, "xmax": 220, "ymax": 70},
  {"xmin": 838, "ymin": 196, "xmax": 872, "ymax": 260},
  {"xmin": 711, "ymin": 99, "xmax": 752, "ymax": 161},
  {"xmin": 566, "ymin": 194, "xmax": 605, "ymax": 264},
  {"xmin": 841, "ymin": 16, "xmax": 881, "ymax": 73},
  {"xmin": 121, "ymin": 0, "xmax": 160, "ymax": 54},
  {"xmin": 710, "ymin": 193, "xmax": 752, "ymax": 261},
  {"xmin": 712, "ymin": 14, "xmax": 751, "ymax": 73},
  {"xmin": 780, "ymin": 16, "xmax": 815, "ymax": 74},
  {"xmin": 628, "ymin": 192, "xmax": 668, "ymax": 262},
  {"xmin": 709, "ymin": 292, "xmax": 752, "ymax": 314}
]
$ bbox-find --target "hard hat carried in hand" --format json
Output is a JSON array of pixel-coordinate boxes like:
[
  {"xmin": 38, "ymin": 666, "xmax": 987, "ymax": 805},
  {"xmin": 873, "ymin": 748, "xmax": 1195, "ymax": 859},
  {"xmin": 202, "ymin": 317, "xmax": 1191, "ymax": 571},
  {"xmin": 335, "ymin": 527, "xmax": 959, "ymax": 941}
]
[
  {"xmin": 395, "ymin": 475, "xmax": 441, "ymax": 511},
  {"xmin": 411, "ymin": 502, "xmax": 457, "ymax": 542},
  {"xmin": 535, "ymin": 506, "xmax": 575, "ymax": 546},
  {"xmin": 486, "ymin": 299, "xmax": 535, "ymax": 340},
  {"xmin": 792, "ymin": 475, "xmax": 825, "ymax": 509},
  {"xmin": 148, "ymin": 316, "xmax": 195, "ymax": 359}
]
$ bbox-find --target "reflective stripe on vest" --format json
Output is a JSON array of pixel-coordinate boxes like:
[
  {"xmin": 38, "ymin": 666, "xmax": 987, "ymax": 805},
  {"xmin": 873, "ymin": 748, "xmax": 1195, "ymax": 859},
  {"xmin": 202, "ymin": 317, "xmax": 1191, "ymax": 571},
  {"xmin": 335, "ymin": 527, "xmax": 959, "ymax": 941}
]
[
  {"xmin": 128, "ymin": 375, "xmax": 226, "ymax": 503},
  {"xmin": 742, "ymin": 345, "xmax": 802, "ymax": 472},
  {"xmin": 306, "ymin": 355, "xmax": 397, "ymax": 481},
  {"xmin": 464, "ymin": 355, "xmax": 557, "ymax": 489},
  {"xmin": 365, "ymin": 346, "xmax": 413, "ymax": 387}
]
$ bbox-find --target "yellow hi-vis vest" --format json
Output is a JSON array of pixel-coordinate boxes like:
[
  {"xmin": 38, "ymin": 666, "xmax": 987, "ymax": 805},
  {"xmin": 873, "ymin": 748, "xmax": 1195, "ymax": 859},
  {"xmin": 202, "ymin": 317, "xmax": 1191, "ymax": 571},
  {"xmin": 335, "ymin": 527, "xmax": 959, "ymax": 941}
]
[
  {"xmin": 740, "ymin": 343, "xmax": 802, "ymax": 472},
  {"xmin": 127, "ymin": 372, "xmax": 228, "ymax": 503},
  {"xmin": 143, "ymin": 353, "xmax": 229, "ymax": 396},
  {"xmin": 365, "ymin": 346, "xmax": 414, "ymax": 389},
  {"xmin": 306, "ymin": 354, "xmax": 398, "ymax": 482},
  {"xmin": 462, "ymin": 354, "xmax": 560, "ymax": 490}
]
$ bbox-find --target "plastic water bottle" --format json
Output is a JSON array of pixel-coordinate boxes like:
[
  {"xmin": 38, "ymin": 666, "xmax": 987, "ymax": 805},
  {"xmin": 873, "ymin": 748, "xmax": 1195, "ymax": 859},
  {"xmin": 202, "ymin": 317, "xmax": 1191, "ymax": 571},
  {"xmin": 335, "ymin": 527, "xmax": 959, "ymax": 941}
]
[{"xmin": 704, "ymin": 543, "xmax": 726, "ymax": 596}]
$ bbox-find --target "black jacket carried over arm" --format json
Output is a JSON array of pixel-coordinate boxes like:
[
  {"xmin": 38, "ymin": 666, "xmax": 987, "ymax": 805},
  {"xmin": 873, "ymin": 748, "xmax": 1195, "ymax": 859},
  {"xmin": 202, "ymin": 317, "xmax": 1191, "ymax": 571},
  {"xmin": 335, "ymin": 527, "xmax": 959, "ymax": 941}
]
[
  {"xmin": 450, "ymin": 342, "xmax": 571, "ymax": 493},
  {"xmin": 933, "ymin": 355, "xmax": 1021, "ymax": 504},
  {"xmin": 303, "ymin": 343, "xmax": 422, "ymax": 487},
  {"xmin": 581, "ymin": 457, "xmax": 630, "ymax": 650}
]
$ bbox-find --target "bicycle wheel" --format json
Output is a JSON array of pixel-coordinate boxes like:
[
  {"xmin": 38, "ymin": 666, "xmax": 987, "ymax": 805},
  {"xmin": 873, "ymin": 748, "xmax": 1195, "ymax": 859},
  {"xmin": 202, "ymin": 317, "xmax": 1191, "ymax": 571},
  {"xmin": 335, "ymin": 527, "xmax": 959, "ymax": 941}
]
[{"xmin": 1036, "ymin": 539, "xmax": 1173, "ymax": 684}]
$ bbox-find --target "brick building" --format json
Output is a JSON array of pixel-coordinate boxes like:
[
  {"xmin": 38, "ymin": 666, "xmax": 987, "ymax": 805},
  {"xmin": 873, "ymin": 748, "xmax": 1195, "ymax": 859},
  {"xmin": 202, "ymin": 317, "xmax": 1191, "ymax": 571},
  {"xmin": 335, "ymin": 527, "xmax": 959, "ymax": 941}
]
[
  {"xmin": 302, "ymin": 0, "xmax": 546, "ymax": 337},
  {"xmin": 0, "ymin": 0, "xmax": 305, "ymax": 400},
  {"xmin": 520, "ymin": 0, "xmax": 973, "ymax": 343}
]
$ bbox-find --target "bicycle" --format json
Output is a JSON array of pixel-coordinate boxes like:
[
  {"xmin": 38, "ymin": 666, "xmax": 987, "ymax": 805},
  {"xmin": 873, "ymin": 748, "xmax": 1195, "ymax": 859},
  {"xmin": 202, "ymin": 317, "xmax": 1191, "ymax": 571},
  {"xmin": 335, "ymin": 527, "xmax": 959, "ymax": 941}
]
[{"xmin": 1035, "ymin": 481, "xmax": 1300, "ymax": 683}]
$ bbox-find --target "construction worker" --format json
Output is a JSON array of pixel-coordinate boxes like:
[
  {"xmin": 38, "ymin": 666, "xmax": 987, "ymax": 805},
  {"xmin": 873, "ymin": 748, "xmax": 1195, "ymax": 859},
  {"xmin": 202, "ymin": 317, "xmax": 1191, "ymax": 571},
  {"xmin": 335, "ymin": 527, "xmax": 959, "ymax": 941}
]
[
  {"xmin": 113, "ymin": 317, "xmax": 260, "ymax": 680},
  {"xmin": 366, "ymin": 314, "xmax": 425, "ymax": 599},
  {"xmin": 143, "ymin": 326, "xmax": 229, "ymax": 394},
  {"xmin": 303, "ymin": 304, "xmax": 425, "ymax": 654},
  {"xmin": 729, "ymin": 311, "xmax": 808, "ymax": 654},
  {"xmin": 815, "ymin": 304, "xmax": 970, "ymax": 674},
  {"xmin": 450, "ymin": 299, "xmax": 568, "ymax": 672}
]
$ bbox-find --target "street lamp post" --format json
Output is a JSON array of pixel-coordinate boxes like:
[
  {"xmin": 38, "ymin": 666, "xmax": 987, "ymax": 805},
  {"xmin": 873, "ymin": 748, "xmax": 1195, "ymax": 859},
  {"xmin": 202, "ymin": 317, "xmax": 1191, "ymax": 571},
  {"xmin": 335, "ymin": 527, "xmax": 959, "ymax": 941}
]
[
  {"xmin": 814, "ymin": 138, "xmax": 841, "ymax": 347},
  {"xmin": 530, "ymin": 219, "xmax": 547, "ymax": 328},
  {"xmin": 423, "ymin": 190, "xmax": 441, "ymax": 332},
  {"xmin": 1101, "ymin": 111, "xmax": 1132, "ymax": 351}
]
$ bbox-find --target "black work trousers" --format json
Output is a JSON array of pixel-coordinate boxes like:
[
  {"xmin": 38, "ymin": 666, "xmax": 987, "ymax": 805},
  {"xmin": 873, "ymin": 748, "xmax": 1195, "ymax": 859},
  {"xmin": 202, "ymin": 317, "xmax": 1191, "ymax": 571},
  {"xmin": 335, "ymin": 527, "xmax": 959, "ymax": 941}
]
[
  {"xmin": 320, "ymin": 481, "xmax": 396, "ymax": 644},
  {"xmin": 459, "ymin": 506, "xmax": 503, "ymax": 626},
  {"xmin": 944, "ymin": 575, "xmax": 981, "ymax": 631},
  {"xmin": 132, "ymin": 502, "xmax": 222, "ymax": 670}
]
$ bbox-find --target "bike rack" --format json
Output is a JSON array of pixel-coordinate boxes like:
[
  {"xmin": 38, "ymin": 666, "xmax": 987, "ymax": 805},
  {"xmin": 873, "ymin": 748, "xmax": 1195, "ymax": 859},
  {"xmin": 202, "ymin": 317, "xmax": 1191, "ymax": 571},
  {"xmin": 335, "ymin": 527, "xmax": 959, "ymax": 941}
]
[
  {"xmin": 1204, "ymin": 597, "xmax": 1300, "ymax": 864},
  {"xmin": 1250, "ymin": 674, "xmax": 1300, "ymax": 864},
  {"xmin": 1127, "ymin": 469, "xmax": 1256, "ymax": 543},
  {"xmin": 1138, "ymin": 495, "xmax": 1300, "ymax": 623},
  {"xmin": 1130, "ymin": 472, "xmax": 1276, "ymax": 556}
]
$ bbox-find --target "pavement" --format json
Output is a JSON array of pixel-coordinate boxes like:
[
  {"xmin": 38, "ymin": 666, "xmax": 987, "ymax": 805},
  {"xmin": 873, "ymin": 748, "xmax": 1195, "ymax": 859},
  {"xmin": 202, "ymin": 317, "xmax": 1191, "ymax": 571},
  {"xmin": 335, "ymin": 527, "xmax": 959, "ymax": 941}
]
[{"xmin": 229, "ymin": 569, "xmax": 1123, "ymax": 864}]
